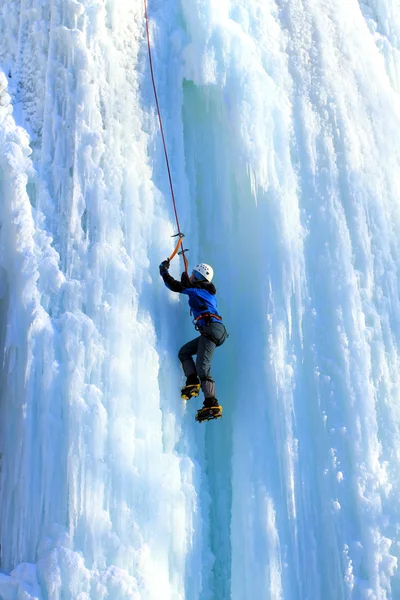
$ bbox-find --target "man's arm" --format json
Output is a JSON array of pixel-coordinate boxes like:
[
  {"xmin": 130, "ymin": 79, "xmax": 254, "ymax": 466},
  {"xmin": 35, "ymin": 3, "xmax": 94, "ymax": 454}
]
[{"xmin": 159, "ymin": 259, "xmax": 188, "ymax": 293}]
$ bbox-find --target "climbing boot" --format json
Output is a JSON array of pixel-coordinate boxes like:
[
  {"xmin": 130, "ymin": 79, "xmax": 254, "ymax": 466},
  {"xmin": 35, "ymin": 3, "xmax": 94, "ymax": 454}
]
[
  {"xmin": 181, "ymin": 383, "xmax": 201, "ymax": 400},
  {"xmin": 181, "ymin": 374, "xmax": 200, "ymax": 400},
  {"xmin": 195, "ymin": 398, "xmax": 223, "ymax": 422}
]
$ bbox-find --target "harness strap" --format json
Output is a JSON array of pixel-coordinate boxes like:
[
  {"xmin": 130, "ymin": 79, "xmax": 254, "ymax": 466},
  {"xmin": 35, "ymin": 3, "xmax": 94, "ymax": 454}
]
[{"xmin": 194, "ymin": 313, "xmax": 222, "ymax": 323}]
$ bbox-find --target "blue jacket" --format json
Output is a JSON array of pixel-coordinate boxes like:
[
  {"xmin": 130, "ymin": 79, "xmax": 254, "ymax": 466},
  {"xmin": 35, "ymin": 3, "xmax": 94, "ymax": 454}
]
[{"xmin": 161, "ymin": 270, "xmax": 222, "ymax": 328}]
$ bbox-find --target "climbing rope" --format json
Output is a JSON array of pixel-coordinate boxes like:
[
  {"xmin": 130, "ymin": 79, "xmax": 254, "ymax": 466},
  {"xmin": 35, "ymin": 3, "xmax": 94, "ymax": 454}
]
[{"xmin": 144, "ymin": 0, "xmax": 188, "ymax": 272}]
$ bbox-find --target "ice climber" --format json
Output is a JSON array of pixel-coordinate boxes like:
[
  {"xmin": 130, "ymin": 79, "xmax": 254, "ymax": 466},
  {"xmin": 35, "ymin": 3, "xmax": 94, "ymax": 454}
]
[{"xmin": 159, "ymin": 259, "xmax": 228, "ymax": 422}]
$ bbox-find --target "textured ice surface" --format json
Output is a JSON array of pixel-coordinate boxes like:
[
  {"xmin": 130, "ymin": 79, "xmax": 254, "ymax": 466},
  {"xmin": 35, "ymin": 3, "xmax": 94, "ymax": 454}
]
[{"xmin": 1, "ymin": 0, "xmax": 400, "ymax": 598}]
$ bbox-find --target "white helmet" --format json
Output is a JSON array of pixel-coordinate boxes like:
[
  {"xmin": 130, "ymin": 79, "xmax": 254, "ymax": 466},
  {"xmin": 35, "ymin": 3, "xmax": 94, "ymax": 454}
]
[{"xmin": 193, "ymin": 263, "xmax": 214, "ymax": 282}]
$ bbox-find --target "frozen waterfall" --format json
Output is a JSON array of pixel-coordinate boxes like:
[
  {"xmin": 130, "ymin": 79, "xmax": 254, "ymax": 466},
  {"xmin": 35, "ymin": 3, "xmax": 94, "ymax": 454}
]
[{"xmin": 1, "ymin": 0, "xmax": 400, "ymax": 598}]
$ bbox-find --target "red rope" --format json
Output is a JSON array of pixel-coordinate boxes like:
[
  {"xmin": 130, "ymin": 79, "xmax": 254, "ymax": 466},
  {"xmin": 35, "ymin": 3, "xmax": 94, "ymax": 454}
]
[{"xmin": 144, "ymin": 0, "xmax": 188, "ymax": 271}]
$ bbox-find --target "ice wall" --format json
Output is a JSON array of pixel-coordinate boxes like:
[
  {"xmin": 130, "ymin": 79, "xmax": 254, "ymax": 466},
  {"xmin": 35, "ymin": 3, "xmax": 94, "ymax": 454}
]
[
  {"xmin": 1, "ymin": 0, "xmax": 400, "ymax": 599},
  {"xmin": 0, "ymin": 1, "xmax": 203, "ymax": 598}
]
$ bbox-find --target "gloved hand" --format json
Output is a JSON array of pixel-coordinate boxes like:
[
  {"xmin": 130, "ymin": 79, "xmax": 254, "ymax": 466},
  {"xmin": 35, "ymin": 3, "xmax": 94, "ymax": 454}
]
[{"xmin": 159, "ymin": 258, "xmax": 170, "ymax": 275}]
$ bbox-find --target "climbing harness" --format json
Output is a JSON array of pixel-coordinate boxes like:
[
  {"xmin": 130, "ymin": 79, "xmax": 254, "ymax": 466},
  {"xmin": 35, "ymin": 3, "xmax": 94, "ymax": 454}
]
[
  {"xmin": 144, "ymin": 0, "xmax": 188, "ymax": 272},
  {"xmin": 194, "ymin": 313, "xmax": 223, "ymax": 326},
  {"xmin": 194, "ymin": 314, "xmax": 228, "ymax": 346}
]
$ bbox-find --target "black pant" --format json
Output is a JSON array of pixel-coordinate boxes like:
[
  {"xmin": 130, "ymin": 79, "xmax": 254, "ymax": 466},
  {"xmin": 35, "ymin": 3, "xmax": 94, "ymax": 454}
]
[{"xmin": 178, "ymin": 322, "xmax": 228, "ymax": 398}]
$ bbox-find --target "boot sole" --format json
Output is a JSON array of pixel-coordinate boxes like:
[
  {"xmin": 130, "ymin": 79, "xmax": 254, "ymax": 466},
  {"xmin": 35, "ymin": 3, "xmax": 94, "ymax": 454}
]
[
  {"xmin": 181, "ymin": 391, "xmax": 200, "ymax": 400},
  {"xmin": 195, "ymin": 406, "xmax": 223, "ymax": 422},
  {"xmin": 181, "ymin": 384, "xmax": 201, "ymax": 400}
]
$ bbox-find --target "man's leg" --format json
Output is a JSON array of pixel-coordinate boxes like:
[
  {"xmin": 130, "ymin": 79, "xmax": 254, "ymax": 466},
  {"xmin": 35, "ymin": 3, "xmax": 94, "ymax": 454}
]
[
  {"xmin": 196, "ymin": 335, "xmax": 217, "ymax": 403},
  {"xmin": 178, "ymin": 336, "xmax": 201, "ymax": 380}
]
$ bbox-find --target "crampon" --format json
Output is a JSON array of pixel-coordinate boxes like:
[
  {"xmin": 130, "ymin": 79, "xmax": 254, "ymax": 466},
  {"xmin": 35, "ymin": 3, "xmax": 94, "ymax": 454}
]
[
  {"xmin": 195, "ymin": 405, "xmax": 223, "ymax": 422},
  {"xmin": 181, "ymin": 383, "xmax": 201, "ymax": 400}
]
